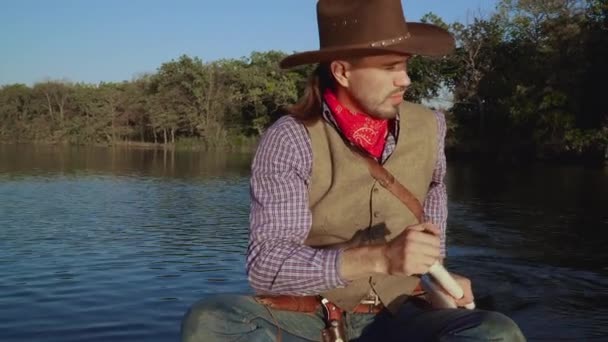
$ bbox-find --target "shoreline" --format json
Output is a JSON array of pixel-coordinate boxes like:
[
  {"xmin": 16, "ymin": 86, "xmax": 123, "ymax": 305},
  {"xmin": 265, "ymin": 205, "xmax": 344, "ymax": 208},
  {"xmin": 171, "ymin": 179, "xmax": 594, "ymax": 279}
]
[{"xmin": 1, "ymin": 141, "xmax": 605, "ymax": 167}]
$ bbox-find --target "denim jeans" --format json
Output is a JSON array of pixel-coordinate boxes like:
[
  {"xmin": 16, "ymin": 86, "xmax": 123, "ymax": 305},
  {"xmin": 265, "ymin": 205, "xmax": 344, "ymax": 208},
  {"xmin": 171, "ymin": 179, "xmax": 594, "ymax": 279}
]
[{"xmin": 181, "ymin": 294, "xmax": 526, "ymax": 342}]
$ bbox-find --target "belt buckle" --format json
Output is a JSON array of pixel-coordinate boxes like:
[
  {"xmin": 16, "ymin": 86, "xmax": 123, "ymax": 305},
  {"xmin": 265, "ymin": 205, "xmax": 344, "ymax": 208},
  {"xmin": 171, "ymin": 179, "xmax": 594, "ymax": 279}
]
[{"xmin": 360, "ymin": 293, "xmax": 380, "ymax": 310}]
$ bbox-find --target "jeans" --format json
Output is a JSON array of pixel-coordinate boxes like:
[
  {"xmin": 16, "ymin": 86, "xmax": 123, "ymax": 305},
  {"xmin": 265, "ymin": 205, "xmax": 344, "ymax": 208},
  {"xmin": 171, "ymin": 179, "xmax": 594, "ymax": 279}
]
[{"xmin": 181, "ymin": 294, "xmax": 526, "ymax": 342}]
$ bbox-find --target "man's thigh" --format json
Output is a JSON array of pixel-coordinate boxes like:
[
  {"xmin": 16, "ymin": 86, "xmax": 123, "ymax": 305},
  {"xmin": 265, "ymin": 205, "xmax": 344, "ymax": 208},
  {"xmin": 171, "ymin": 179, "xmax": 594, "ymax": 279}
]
[
  {"xmin": 353, "ymin": 298, "xmax": 525, "ymax": 341},
  {"xmin": 181, "ymin": 294, "xmax": 326, "ymax": 342}
]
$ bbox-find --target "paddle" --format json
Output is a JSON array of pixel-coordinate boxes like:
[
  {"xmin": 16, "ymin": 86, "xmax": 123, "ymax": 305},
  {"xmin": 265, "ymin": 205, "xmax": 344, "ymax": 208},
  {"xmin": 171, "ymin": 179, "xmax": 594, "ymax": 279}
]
[{"xmin": 363, "ymin": 155, "xmax": 476, "ymax": 310}]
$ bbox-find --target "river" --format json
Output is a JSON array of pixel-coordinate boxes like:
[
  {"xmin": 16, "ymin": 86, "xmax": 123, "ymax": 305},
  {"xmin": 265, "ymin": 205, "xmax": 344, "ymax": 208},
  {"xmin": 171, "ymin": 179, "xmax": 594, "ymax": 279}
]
[{"xmin": 1, "ymin": 144, "xmax": 606, "ymax": 341}]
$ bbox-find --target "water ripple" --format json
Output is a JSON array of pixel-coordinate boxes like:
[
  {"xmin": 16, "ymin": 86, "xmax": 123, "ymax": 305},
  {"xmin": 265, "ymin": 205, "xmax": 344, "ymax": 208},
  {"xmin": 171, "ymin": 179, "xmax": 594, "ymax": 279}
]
[{"xmin": 2, "ymin": 150, "xmax": 607, "ymax": 341}]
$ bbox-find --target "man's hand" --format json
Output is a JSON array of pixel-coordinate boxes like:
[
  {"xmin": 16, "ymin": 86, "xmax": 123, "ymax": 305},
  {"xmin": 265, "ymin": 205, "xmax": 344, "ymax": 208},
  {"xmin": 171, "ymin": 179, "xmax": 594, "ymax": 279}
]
[
  {"xmin": 382, "ymin": 223, "xmax": 441, "ymax": 276},
  {"xmin": 450, "ymin": 273, "xmax": 475, "ymax": 308}
]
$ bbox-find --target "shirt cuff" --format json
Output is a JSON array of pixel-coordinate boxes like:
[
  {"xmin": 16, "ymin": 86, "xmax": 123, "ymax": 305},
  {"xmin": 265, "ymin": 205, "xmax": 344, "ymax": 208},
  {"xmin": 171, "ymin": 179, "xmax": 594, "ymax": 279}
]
[{"xmin": 329, "ymin": 249, "xmax": 350, "ymax": 288}]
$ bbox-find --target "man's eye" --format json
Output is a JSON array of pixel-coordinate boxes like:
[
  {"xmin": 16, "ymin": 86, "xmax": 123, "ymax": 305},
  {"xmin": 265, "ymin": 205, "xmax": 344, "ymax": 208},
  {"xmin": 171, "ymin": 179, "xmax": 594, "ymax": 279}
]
[{"xmin": 386, "ymin": 64, "xmax": 405, "ymax": 71}]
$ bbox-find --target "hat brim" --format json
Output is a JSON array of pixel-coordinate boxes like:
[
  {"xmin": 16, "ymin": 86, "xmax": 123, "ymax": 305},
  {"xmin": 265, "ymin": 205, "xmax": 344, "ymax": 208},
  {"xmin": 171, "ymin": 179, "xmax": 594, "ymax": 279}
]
[{"xmin": 279, "ymin": 23, "xmax": 455, "ymax": 69}]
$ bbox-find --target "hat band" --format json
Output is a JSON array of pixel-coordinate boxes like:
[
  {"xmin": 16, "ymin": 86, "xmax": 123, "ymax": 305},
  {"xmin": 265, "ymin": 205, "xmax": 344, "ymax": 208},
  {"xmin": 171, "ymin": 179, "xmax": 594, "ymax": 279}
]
[{"xmin": 369, "ymin": 33, "xmax": 412, "ymax": 48}]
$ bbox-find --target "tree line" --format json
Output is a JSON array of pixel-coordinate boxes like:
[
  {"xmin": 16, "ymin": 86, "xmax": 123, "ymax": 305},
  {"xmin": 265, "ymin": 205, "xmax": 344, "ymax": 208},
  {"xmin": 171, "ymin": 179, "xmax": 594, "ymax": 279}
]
[{"xmin": 1, "ymin": 0, "xmax": 606, "ymax": 162}]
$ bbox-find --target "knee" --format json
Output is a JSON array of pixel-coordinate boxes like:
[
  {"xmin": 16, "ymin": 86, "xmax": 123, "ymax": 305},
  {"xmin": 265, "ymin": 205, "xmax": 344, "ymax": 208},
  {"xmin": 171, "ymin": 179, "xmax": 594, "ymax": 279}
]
[
  {"xmin": 181, "ymin": 294, "xmax": 256, "ymax": 342},
  {"xmin": 477, "ymin": 311, "xmax": 526, "ymax": 341}
]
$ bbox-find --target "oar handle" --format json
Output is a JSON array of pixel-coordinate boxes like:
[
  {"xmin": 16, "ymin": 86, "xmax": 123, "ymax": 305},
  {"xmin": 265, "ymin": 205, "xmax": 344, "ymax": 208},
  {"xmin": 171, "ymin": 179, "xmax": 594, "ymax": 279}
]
[
  {"xmin": 427, "ymin": 262, "xmax": 476, "ymax": 310},
  {"xmin": 420, "ymin": 274, "xmax": 457, "ymax": 308}
]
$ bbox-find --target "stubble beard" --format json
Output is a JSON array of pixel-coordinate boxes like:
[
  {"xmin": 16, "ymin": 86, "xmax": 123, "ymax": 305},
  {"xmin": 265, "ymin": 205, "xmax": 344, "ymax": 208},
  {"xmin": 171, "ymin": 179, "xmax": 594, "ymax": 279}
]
[
  {"xmin": 369, "ymin": 103, "xmax": 399, "ymax": 120},
  {"xmin": 350, "ymin": 85, "xmax": 404, "ymax": 120},
  {"xmin": 361, "ymin": 94, "xmax": 401, "ymax": 120}
]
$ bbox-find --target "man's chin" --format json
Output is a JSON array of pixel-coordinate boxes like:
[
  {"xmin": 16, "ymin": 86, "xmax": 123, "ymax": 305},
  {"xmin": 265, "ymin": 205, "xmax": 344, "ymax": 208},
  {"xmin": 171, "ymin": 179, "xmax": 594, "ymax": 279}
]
[{"xmin": 369, "ymin": 110, "xmax": 398, "ymax": 120}]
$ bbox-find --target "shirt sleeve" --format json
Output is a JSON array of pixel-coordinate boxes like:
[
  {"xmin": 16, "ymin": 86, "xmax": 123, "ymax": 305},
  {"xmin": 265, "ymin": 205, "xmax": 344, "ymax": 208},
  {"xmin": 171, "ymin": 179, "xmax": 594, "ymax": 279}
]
[
  {"xmin": 246, "ymin": 116, "xmax": 349, "ymax": 295},
  {"xmin": 423, "ymin": 111, "xmax": 448, "ymax": 257}
]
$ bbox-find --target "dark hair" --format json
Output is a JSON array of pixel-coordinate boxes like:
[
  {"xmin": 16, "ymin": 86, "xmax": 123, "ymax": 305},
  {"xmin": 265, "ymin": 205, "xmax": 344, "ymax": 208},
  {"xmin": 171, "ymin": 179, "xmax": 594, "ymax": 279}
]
[{"xmin": 286, "ymin": 63, "xmax": 335, "ymax": 122}]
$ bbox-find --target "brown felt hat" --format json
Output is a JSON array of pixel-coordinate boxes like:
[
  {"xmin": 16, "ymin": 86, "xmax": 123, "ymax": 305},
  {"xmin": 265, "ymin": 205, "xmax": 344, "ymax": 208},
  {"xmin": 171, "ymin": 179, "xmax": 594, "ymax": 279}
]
[{"xmin": 280, "ymin": 0, "xmax": 455, "ymax": 69}]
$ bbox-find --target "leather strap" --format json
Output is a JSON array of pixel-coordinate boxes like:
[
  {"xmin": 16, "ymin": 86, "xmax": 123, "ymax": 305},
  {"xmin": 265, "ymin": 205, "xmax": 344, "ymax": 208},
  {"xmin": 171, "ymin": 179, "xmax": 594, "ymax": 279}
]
[{"xmin": 361, "ymin": 155, "xmax": 424, "ymax": 223}]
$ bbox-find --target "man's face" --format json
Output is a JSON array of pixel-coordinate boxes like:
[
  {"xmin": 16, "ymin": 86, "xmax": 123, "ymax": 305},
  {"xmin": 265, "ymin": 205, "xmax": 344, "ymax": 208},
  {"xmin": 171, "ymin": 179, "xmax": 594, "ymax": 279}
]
[{"xmin": 342, "ymin": 54, "xmax": 411, "ymax": 120}]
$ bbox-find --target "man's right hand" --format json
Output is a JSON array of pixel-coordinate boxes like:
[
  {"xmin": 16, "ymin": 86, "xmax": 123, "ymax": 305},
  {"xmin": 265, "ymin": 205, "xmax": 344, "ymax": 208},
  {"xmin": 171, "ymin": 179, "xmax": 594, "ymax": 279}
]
[
  {"xmin": 338, "ymin": 223, "xmax": 441, "ymax": 281},
  {"xmin": 381, "ymin": 223, "xmax": 441, "ymax": 276}
]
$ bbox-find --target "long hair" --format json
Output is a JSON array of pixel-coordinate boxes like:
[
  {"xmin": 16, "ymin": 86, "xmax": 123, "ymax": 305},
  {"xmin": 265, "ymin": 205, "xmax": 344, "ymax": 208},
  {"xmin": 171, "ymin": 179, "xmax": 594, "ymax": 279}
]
[{"xmin": 287, "ymin": 64, "xmax": 335, "ymax": 122}]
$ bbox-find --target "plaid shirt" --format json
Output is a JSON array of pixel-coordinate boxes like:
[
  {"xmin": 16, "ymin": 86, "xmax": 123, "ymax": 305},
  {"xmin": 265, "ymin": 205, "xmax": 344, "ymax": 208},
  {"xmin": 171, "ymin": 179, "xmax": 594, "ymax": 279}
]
[{"xmin": 246, "ymin": 107, "xmax": 447, "ymax": 295}]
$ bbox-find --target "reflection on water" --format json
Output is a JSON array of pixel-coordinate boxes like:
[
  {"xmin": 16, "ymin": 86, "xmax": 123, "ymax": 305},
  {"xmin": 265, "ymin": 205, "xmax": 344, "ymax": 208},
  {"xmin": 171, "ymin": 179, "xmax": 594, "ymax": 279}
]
[
  {"xmin": 1, "ymin": 145, "xmax": 607, "ymax": 341},
  {"xmin": 0, "ymin": 143, "xmax": 252, "ymax": 179},
  {"xmin": 446, "ymin": 161, "xmax": 608, "ymax": 340}
]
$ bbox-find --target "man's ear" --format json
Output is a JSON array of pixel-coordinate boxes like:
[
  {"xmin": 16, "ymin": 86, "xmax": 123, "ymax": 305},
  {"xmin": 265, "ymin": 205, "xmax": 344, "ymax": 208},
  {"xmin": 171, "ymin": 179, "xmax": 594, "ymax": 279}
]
[{"xmin": 330, "ymin": 60, "xmax": 351, "ymax": 88}]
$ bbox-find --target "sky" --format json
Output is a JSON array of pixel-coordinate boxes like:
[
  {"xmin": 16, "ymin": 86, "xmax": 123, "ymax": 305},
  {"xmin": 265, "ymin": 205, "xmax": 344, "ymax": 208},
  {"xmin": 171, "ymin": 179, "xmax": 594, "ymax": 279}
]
[{"xmin": 0, "ymin": 0, "xmax": 499, "ymax": 86}]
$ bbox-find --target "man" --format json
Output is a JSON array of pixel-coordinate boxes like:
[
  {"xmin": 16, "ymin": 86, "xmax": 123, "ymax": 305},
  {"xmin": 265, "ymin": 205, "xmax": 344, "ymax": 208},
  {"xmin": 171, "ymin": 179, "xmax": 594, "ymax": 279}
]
[{"xmin": 182, "ymin": 0, "xmax": 526, "ymax": 341}]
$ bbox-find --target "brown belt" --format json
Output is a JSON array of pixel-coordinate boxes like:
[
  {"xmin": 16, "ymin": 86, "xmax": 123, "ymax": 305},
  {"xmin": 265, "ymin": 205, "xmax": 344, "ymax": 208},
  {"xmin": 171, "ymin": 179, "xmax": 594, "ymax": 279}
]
[{"xmin": 255, "ymin": 295, "xmax": 385, "ymax": 314}]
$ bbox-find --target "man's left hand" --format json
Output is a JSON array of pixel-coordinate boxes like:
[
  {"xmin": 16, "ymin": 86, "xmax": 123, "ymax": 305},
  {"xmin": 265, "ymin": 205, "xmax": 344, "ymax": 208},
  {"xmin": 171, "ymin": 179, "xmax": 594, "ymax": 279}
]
[{"xmin": 450, "ymin": 273, "xmax": 475, "ymax": 308}]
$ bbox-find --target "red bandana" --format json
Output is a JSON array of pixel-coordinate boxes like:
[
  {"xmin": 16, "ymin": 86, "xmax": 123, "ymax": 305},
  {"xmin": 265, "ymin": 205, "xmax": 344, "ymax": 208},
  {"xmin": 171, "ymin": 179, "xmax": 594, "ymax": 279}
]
[{"xmin": 323, "ymin": 89, "xmax": 388, "ymax": 159}]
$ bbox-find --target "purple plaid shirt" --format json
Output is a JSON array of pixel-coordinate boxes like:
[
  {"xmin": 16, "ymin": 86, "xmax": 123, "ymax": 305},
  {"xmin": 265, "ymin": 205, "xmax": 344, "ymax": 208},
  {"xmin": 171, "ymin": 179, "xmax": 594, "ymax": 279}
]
[{"xmin": 247, "ymin": 109, "xmax": 448, "ymax": 295}]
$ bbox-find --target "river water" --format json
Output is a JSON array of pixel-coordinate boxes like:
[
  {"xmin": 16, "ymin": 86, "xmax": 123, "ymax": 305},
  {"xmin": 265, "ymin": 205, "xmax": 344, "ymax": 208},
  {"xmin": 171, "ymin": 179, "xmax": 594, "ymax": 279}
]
[{"xmin": 1, "ymin": 144, "xmax": 606, "ymax": 341}]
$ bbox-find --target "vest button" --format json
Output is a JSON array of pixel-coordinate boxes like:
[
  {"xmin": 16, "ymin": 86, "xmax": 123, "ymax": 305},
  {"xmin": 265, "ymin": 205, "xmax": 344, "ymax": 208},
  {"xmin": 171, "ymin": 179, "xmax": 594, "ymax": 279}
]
[
  {"xmin": 373, "ymin": 187, "xmax": 379, "ymax": 193},
  {"xmin": 373, "ymin": 211, "xmax": 380, "ymax": 218}
]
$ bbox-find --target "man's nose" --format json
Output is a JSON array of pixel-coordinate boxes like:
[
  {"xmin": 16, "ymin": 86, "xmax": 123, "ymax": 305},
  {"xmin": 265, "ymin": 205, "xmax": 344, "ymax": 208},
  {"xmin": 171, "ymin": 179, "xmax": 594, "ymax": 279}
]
[{"xmin": 394, "ymin": 70, "xmax": 411, "ymax": 88}]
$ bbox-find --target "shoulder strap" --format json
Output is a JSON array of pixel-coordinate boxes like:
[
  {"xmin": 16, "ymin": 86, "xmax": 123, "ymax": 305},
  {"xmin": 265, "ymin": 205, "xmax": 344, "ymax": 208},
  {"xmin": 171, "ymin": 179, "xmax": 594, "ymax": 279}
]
[{"xmin": 361, "ymin": 155, "xmax": 424, "ymax": 224}]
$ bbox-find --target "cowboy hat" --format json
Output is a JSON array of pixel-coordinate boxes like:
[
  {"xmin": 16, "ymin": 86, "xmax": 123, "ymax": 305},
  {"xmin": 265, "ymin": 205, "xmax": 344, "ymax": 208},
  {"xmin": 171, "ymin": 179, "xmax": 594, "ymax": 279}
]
[{"xmin": 279, "ymin": 0, "xmax": 455, "ymax": 69}]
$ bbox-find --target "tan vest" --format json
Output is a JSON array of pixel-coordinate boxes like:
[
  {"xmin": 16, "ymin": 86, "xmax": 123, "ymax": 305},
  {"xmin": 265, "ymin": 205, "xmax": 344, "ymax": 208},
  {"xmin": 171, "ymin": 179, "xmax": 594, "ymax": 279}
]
[{"xmin": 303, "ymin": 101, "xmax": 438, "ymax": 313}]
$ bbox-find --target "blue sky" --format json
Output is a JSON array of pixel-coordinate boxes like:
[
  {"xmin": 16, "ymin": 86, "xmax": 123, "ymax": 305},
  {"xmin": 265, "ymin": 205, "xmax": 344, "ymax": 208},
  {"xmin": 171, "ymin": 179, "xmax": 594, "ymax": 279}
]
[{"xmin": 0, "ymin": 0, "xmax": 499, "ymax": 86}]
